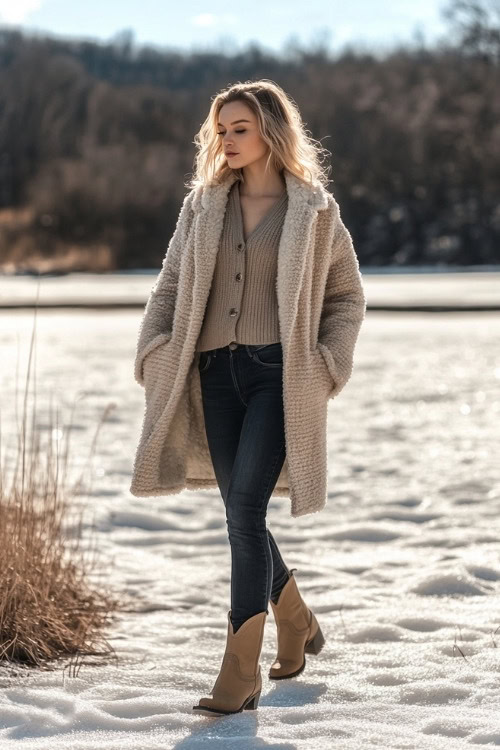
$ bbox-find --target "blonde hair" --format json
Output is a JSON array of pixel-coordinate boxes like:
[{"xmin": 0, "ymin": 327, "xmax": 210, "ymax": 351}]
[{"xmin": 187, "ymin": 79, "xmax": 331, "ymax": 190}]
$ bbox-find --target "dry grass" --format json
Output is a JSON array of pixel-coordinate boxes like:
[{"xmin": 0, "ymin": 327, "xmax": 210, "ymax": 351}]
[{"xmin": 0, "ymin": 298, "xmax": 122, "ymax": 677}]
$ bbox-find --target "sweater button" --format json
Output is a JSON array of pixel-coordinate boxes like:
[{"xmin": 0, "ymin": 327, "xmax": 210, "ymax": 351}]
[
  {"xmin": 229, "ymin": 308, "xmax": 238, "ymax": 316},
  {"xmin": 237, "ymin": 243, "xmax": 243, "ymax": 250},
  {"xmin": 235, "ymin": 273, "xmax": 242, "ymax": 281}
]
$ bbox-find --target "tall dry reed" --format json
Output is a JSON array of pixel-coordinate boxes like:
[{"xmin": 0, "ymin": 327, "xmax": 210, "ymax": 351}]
[{"xmin": 1, "ymin": 300, "xmax": 121, "ymax": 677}]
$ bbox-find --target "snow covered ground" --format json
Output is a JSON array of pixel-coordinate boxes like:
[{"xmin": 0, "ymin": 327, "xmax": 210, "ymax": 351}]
[{"xmin": 0, "ymin": 287, "xmax": 499, "ymax": 747}]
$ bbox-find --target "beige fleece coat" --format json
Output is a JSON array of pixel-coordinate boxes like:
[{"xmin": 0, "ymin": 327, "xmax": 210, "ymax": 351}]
[{"xmin": 130, "ymin": 168, "xmax": 366, "ymax": 517}]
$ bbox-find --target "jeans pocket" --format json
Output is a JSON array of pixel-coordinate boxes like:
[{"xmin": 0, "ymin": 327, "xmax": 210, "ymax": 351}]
[
  {"xmin": 252, "ymin": 342, "xmax": 283, "ymax": 367},
  {"xmin": 198, "ymin": 351, "xmax": 213, "ymax": 373}
]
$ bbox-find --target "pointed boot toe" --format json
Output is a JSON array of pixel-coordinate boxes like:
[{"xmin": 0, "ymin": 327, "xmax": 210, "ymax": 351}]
[{"xmin": 193, "ymin": 609, "xmax": 267, "ymax": 716}]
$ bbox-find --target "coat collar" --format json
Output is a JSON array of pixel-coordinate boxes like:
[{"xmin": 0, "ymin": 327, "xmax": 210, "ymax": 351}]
[{"xmin": 191, "ymin": 167, "xmax": 329, "ymax": 215}]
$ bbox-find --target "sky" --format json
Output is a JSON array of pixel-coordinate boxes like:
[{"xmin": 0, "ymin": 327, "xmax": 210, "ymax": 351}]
[{"xmin": 0, "ymin": 0, "xmax": 451, "ymax": 57}]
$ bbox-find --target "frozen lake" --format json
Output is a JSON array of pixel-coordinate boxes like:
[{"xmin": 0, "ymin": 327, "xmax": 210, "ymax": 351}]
[
  {"xmin": 0, "ymin": 303, "xmax": 499, "ymax": 748},
  {"xmin": 1, "ymin": 269, "xmax": 499, "ymax": 309}
]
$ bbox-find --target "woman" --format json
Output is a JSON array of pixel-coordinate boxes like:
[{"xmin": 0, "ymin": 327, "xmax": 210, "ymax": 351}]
[{"xmin": 130, "ymin": 79, "xmax": 366, "ymax": 716}]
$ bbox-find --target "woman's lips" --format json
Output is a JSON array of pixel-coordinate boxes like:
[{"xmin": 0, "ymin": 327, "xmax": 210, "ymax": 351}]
[{"xmin": 226, "ymin": 152, "xmax": 238, "ymax": 157}]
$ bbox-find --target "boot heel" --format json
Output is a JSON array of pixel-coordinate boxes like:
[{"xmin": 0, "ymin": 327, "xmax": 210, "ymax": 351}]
[
  {"xmin": 304, "ymin": 624, "xmax": 325, "ymax": 655},
  {"xmin": 244, "ymin": 690, "xmax": 261, "ymax": 710}
]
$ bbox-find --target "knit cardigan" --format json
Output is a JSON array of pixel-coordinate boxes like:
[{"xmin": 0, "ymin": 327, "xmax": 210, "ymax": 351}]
[
  {"xmin": 130, "ymin": 168, "xmax": 366, "ymax": 518},
  {"xmin": 196, "ymin": 178, "xmax": 287, "ymax": 351}
]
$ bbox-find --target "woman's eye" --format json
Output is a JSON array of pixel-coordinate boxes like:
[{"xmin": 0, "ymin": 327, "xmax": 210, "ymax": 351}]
[{"xmin": 217, "ymin": 130, "xmax": 246, "ymax": 135}]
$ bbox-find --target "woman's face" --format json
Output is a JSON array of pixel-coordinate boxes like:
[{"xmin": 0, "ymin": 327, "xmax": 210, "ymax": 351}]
[{"xmin": 217, "ymin": 101, "xmax": 268, "ymax": 170}]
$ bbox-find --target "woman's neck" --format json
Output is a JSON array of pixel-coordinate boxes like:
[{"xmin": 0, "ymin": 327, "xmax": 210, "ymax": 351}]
[{"xmin": 239, "ymin": 166, "xmax": 285, "ymax": 199}]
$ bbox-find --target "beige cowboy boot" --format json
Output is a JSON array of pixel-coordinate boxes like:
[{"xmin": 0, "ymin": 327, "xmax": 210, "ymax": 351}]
[
  {"xmin": 268, "ymin": 569, "xmax": 325, "ymax": 680},
  {"xmin": 193, "ymin": 609, "xmax": 267, "ymax": 715}
]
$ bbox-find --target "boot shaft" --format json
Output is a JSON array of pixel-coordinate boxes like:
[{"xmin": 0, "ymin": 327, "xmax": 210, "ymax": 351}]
[{"xmin": 226, "ymin": 609, "xmax": 267, "ymax": 677}]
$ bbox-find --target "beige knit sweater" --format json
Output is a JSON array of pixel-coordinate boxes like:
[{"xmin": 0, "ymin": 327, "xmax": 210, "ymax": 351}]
[{"xmin": 196, "ymin": 179, "xmax": 288, "ymax": 352}]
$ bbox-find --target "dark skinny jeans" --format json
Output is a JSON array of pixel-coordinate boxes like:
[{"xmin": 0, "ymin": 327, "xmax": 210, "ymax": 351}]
[{"xmin": 198, "ymin": 341, "xmax": 292, "ymax": 632}]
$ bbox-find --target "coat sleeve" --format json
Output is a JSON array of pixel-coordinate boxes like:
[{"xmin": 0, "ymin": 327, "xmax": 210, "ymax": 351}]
[
  {"xmin": 134, "ymin": 188, "xmax": 196, "ymax": 387},
  {"xmin": 317, "ymin": 203, "xmax": 367, "ymax": 398}
]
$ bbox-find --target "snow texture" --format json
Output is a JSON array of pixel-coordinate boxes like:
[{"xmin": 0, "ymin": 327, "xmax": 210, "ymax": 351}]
[{"xmin": 0, "ymin": 282, "xmax": 499, "ymax": 748}]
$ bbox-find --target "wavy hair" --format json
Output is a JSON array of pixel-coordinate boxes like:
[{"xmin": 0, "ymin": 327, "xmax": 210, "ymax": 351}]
[{"xmin": 186, "ymin": 79, "xmax": 331, "ymax": 190}]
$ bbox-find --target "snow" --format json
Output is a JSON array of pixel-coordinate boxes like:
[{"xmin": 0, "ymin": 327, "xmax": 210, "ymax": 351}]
[{"xmin": 0, "ymin": 277, "xmax": 499, "ymax": 748}]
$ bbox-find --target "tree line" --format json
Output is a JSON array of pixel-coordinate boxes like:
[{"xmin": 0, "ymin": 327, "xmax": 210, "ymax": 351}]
[{"xmin": 0, "ymin": 0, "xmax": 499, "ymax": 271}]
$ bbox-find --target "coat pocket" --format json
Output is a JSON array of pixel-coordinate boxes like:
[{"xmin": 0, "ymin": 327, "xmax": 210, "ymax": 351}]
[
  {"xmin": 314, "ymin": 343, "xmax": 336, "ymax": 396},
  {"xmin": 136, "ymin": 333, "xmax": 172, "ymax": 386},
  {"xmin": 142, "ymin": 336, "xmax": 172, "ymax": 388}
]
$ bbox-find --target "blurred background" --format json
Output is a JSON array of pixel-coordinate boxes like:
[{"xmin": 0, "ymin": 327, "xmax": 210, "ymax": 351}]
[{"xmin": 0, "ymin": 0, "xmax": 499, "ymax": 281}]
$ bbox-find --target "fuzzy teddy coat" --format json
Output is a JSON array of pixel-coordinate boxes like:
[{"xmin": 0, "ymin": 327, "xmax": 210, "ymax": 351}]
[{"xmin": 130, "ymin": 167, "xmax": 366, "ymax": 517}]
